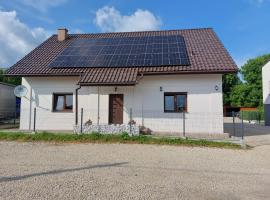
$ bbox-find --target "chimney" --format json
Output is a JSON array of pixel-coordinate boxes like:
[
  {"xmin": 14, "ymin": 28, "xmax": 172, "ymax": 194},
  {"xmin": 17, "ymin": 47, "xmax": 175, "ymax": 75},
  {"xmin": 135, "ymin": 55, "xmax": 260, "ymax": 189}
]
[{"xmin": 57, "ymin": 28, "xmax": 68, "ymax": 41}]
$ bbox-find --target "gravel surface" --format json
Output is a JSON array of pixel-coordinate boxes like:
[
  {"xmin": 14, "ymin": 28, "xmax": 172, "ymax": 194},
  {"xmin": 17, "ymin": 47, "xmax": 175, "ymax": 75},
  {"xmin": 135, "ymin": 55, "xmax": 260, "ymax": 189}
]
[{"xmin": 0, "ymin": 142, "xmax": 270, "ymax": 200}]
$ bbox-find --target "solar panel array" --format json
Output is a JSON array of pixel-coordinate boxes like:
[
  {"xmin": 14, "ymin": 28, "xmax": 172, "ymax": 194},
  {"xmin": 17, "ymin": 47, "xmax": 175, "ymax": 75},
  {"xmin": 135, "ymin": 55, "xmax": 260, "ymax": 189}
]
[{"xmin": 49, "ymin": 35, "xmax": 190, "ymax": 68}]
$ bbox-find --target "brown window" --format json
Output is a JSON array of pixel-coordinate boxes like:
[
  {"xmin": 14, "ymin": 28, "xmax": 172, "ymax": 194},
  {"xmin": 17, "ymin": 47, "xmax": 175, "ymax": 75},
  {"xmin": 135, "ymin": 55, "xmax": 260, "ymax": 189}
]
[
  {"xmin": 164, "ymin": 92, "xmax": 187, "ymax": 112},
  {"xmin": 53, "ymin": 93, "xmax": 73, "ymax": 112}
]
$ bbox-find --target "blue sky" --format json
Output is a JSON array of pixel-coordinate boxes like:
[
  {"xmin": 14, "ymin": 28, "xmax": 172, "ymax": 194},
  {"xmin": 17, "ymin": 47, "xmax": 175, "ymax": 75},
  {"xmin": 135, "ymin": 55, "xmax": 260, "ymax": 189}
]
[{"xmin": 0, "ymin": 0, "xmax": 270, "ymax": 68}]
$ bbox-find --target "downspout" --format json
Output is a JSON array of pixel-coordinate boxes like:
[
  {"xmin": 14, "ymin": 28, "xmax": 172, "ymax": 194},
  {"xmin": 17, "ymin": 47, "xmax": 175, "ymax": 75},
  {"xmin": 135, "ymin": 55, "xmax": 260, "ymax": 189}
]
[
  {"xmin": 137, "ymin": 73, "xmax": 144, "ymax": 126},
  {"xmin": 28, "ymin": 87, "xmax": 32, "ymax": 130},
  {"xmin": 97, "ymin": 86, "xmax": 100, "ymax": 126},
  {"xmin": 75, "ymin": 73, "xmax": 83, "ymax": 125},
  {"xmin": 75, "ymin": 85, "xmax": 81, "ymax": 125}
]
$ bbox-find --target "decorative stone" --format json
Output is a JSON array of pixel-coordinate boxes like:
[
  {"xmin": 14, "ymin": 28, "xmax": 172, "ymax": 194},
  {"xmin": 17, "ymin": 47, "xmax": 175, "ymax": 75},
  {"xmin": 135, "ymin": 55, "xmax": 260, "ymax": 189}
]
[{"xmin": 73, "ymin": 124, "xmax": 139, "ymax": 136}]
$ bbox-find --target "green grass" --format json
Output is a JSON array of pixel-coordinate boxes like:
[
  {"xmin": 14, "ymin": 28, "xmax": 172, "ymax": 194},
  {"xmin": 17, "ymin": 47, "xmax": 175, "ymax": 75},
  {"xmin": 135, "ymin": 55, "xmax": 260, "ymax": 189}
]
[{"xmin": 0, "ymin": 131, "xmax": 242, "ymax": 149}]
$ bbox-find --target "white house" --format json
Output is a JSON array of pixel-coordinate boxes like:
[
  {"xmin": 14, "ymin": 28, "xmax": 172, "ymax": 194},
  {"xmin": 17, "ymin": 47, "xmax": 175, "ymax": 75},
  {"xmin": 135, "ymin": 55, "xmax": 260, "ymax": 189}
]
[
  {"xmin": 262, "ymin": 61, "xmax": 270, "ymax": 126},
  {"xmin": 6, "ymin": 28, "xmax": 237, "ymax": 135}
]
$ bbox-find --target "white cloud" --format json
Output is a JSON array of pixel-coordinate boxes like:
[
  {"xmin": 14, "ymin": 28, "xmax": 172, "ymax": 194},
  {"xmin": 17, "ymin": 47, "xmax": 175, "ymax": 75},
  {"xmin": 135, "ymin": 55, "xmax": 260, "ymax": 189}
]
[
  {"xmin": 18, "ymin": 0, "xmax": 68, "ymax": 12},
  {"xmin": 0, "ymin": 10, "xmax": 49, "ymax": 68},
  {"xmin": 94, "ymin": 6, "xmax": 162, "ymax": 32}
]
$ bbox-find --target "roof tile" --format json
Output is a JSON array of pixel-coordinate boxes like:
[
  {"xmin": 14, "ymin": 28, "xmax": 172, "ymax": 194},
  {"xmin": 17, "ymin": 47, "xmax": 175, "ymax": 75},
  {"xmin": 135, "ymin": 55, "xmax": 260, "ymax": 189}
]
[{"xmin": 6, "ymin": 28, "xmax": 237, "ymax": 85}]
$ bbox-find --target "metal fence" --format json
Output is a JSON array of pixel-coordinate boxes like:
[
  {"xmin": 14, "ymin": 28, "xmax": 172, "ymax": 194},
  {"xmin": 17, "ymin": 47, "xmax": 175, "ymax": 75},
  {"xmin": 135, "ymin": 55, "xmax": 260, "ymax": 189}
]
[
  {"xmin": 2, "ymin": 106, "xmax": 249, "ymax": 141},
  {"xmin": 74, "ymin": 108, "xmax": 225, "ymax": 138},
  {"xmin": 0, "ymin": 110, "xmax": 19, "ymax": 129},
  {"xmin": 20, "ymin": 107, "xmax": 226, "ymax": 137},
  {"xmin": 241, "ymin": 110, "xmax": 265, "ymax": 125},
  {"xmin": 223, "ymin": 111, "xmax": 244, "ymax": 139}
]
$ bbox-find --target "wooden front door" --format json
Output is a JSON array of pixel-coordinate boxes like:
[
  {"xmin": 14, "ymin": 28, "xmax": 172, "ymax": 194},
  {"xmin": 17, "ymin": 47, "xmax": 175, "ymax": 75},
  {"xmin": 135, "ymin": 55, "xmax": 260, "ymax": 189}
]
[{"xmin": 109, "ymin": 94, "xmax": 123, "ymax": 124}]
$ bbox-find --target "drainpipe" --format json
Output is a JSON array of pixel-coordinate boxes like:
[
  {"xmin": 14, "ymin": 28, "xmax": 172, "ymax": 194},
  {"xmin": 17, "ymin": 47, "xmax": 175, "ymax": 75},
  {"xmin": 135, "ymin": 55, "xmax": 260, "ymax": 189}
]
[
  {"xmin": 97, "ymin": 86, "xmax": 100, "ymax": 126},
  {"xmin": 28, "ymin": 87, "xmax": 32, "ymax": 130},
  {"xmin": 75, "ymin": 85, "xmax": 82, "ymax": 125},
  {"xmin": 75, "ymin": 73, "xmax": 85, "ymax": 125}
]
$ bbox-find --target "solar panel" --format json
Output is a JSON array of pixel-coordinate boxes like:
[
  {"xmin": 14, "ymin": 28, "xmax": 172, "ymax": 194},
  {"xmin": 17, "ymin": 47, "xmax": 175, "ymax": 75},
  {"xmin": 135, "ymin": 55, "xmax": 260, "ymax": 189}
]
[{"xmin": 49, "ymin": 35, "xmax": 190, "ymax": 68}]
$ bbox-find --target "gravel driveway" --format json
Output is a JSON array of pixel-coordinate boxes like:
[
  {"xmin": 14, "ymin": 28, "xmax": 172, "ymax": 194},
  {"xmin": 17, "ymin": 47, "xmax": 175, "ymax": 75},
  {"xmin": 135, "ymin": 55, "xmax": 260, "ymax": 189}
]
[{"xmin": 0, "ymin": 142, "xmax": 270, "ymax": 200}]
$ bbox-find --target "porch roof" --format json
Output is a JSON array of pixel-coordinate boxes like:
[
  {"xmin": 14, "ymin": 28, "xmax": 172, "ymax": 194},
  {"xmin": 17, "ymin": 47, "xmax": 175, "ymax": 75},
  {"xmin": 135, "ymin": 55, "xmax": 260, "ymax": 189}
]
[{"xmin": 78, "ymin": 68, "xmax": 139, "ymax": 86}]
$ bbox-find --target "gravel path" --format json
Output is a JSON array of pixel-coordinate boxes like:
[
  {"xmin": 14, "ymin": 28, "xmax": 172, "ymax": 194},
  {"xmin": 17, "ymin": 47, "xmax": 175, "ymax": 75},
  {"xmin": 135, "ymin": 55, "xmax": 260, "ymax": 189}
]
[{"xmin": 0, "ymin": 142, "xmax": 270, "ymax": 200}]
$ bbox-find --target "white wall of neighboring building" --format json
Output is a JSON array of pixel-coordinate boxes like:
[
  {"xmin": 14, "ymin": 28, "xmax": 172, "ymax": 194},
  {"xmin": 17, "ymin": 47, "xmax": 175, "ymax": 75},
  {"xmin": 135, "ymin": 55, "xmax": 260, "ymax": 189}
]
[
  {"xmin": 262, "ymin": 61, "xmax": 270, "ymax": 126},
  {"xmin": 262, "ymin": 61, "xmax": 270, "ymax": 105},
  {"xmin": 20, "ymin": 74, "xmax": 223, "ymax": 134},
  {"xmin": 0, "ymin": 83, "xmax": 16, "ymax": 113}
]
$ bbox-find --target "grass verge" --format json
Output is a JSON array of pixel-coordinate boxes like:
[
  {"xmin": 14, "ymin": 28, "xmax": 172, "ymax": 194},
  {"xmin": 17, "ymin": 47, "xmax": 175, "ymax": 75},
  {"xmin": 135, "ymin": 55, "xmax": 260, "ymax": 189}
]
[{"xmin": 0, "ymin": 131, "xmax": 242, "ymax": 149}]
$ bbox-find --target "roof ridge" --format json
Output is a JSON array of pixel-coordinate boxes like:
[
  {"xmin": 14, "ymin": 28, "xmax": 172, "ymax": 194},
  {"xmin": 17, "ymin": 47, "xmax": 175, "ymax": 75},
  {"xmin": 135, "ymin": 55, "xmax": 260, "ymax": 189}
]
[{"xmin": 51, "ymin": 27, "xmax": 214, "ymax": 36}]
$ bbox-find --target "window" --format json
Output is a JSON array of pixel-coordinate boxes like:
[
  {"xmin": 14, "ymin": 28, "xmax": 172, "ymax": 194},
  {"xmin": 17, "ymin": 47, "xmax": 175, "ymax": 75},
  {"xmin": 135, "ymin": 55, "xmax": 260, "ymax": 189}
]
[
  {"xmin": 164, "ymin": 92, "xmax": 187, "ymax": 112},
  {"xmin": 53, "ymin": 93, "xmax": 73, "ymax": 112}
]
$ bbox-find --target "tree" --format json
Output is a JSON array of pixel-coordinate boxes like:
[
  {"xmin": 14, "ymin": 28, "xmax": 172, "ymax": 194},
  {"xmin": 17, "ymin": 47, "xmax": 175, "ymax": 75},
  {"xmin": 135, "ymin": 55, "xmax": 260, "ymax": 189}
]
[
  {"xmin": 222, "ymin": 73, "xmax": 240, "ymax": 105},
  {"xmin": 230, "ymin": 84, "xmax": 251, "ymax": 107},
  {"xmin": 230, "ymin": 54, "xmax": 270, "ymax": 107},
  {"xmin": 0, "ymin": 68, "xmax": 21, "ymax": 86}
]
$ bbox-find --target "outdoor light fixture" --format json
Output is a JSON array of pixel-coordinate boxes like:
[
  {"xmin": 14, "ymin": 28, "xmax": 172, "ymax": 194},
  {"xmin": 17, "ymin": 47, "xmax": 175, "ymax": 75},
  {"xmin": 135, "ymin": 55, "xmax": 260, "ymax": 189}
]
[
  {"xmin": 114, "ymin": 87, "xmax": 118, "ymax": 92},
  {"xmin": 215, "ymin": 85, "xmax": 219, "ymax": 91},
  {"xmin": 160, "ymin": 86, "xmax": 163, "ymax": 92}
]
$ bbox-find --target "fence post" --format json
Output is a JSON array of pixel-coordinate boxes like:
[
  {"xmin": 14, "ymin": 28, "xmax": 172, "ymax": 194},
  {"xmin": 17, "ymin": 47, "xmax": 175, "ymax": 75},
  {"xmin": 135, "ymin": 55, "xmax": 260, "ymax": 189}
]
[
  {"xmin": 232, "ymin": 111, "xmax": 235, "ymax": 137},
  {"xmin": 241, "ymin": 111, "xmax": 244, "ymax": 141},
  {"xmin": 13, "ymin": 111, "xmax": 16, "ymax": 125},
  {"xmin": 141, "ymin": 104, "xmax": 144, "ymax": 127},
  {"xmin": 80, "ymin": 108, "xmax": 83, "ymax": 134},
  {"xmin": 33, "ymin": 107, "xmax": 36, "ymax": 133},
  {"xmin": 129, "ymin": 108, "xmax": 132, "ymax": 135},
  {"xmin": 182, "ymin": 111, "xmax": 186, "ymax": 138}
]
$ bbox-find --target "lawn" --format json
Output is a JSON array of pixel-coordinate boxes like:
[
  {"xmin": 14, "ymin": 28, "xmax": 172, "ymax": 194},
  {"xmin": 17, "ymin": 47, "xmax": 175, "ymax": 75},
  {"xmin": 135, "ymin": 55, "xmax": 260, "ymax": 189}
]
[{"xmin": 0, "ymin": 131, "xmax": 243, "ymax": 149}]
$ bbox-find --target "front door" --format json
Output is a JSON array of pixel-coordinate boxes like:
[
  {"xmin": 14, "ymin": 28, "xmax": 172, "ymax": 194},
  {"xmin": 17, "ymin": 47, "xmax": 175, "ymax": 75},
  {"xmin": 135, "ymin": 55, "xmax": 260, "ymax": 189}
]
[{"xmin": 109, "ymin": 94, "xmax": 123, "ymax": 124}]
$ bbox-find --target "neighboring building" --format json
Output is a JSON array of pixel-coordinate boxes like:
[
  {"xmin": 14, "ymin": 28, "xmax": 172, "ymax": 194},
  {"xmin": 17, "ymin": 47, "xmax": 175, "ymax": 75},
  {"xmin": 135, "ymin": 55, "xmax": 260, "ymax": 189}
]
[
  {"xmin": 0, "ymin": 82, "xmax": 16, "ymax": 119},
  {"xmin": 6, "ymin": 28, "xmax": 237, "ymax": 135},
  {"xmin": 262, "ymin": 61, "xmax": 270, "ymax": 126},
  {"xmin": 223, "ymin": 106, "xmax": 258, "ymax": 117}
]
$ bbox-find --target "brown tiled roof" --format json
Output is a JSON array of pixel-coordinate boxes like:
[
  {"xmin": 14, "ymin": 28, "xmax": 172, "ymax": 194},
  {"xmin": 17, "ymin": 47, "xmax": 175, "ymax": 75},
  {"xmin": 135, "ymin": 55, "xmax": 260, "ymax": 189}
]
[
  {"xmin": 6, "ymin": 28, "xmax": 237, "ymax": 85},
  {"xmin": 79, "ymin": 68, "xmax": 138, "ymax": 85}
]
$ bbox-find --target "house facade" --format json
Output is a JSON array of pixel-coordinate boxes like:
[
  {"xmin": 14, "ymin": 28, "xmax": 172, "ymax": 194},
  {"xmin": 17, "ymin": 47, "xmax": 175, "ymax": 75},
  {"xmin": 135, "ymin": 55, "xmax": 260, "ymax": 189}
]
[
  {"xmin": 262, "ymin": 61, "xmax": 270, "ymax": 126},
  {"xmin": 7, "ymin": 28, "xmax": 237, "ymax": 135}
]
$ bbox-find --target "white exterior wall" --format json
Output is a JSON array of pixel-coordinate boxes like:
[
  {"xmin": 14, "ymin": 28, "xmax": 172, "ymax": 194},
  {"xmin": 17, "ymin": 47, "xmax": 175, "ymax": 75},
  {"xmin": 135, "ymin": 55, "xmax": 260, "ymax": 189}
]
[
  {"xmin": 0, "ymin": 83, "xmax": 16, "ymax": 112},
  {"xmin": 20, "ymin": 74, "xmax": 223, "ymax": 134},
  {"xmin": 20, "ymin": 77, "xmax": 79, "ymax": 130},
  {"xmin": 262, "ymin": 61, "xmax": 270, "ymax": 105},
  {"xmin": 131, "ymin": 74, "xmax": 223, "ymax": 134}
]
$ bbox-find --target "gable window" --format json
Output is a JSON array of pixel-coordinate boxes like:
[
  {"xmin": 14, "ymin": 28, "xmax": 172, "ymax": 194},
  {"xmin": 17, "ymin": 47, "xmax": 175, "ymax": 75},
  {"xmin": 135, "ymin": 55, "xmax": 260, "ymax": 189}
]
[
  {"xmin": 164, "ymin": 92, "xmax": 187, "ymax": 112},
  {"xmin": 53, "ymin": 93, "xmax": 73, "ymax": 112}
]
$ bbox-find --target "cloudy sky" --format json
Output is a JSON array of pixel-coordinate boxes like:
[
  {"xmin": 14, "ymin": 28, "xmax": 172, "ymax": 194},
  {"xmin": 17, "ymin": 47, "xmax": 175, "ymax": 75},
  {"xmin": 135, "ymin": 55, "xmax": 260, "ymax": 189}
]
[{"xmin": 0, "ymin": 0, "xmax": 269, "ymax": 68}]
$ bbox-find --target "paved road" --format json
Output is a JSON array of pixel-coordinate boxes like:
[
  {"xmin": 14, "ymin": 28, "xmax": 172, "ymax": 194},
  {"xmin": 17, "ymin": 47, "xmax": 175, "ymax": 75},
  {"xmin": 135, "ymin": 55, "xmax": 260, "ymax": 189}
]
[
  {"xmin": 0, "ymin": 142, "xmax": 270, "ymax": 200},
  {"xmin": 224, "ymin": 117, "xmax": 270, "ymax": 146},
  {"xmin": 243, "ymin": 123, "xmax": 270, "ymax": 146}
]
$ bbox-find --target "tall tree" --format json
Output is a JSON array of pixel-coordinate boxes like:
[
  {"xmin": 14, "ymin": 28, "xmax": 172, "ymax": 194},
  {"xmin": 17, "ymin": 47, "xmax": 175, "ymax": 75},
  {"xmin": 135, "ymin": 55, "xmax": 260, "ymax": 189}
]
[
  {"xmin": 222, "ymin": 73, "xmax": 240, "ymax": 105},
  {"xmin": 231, "ymin": 54, "xmax": 270, "ymax": 107}
]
